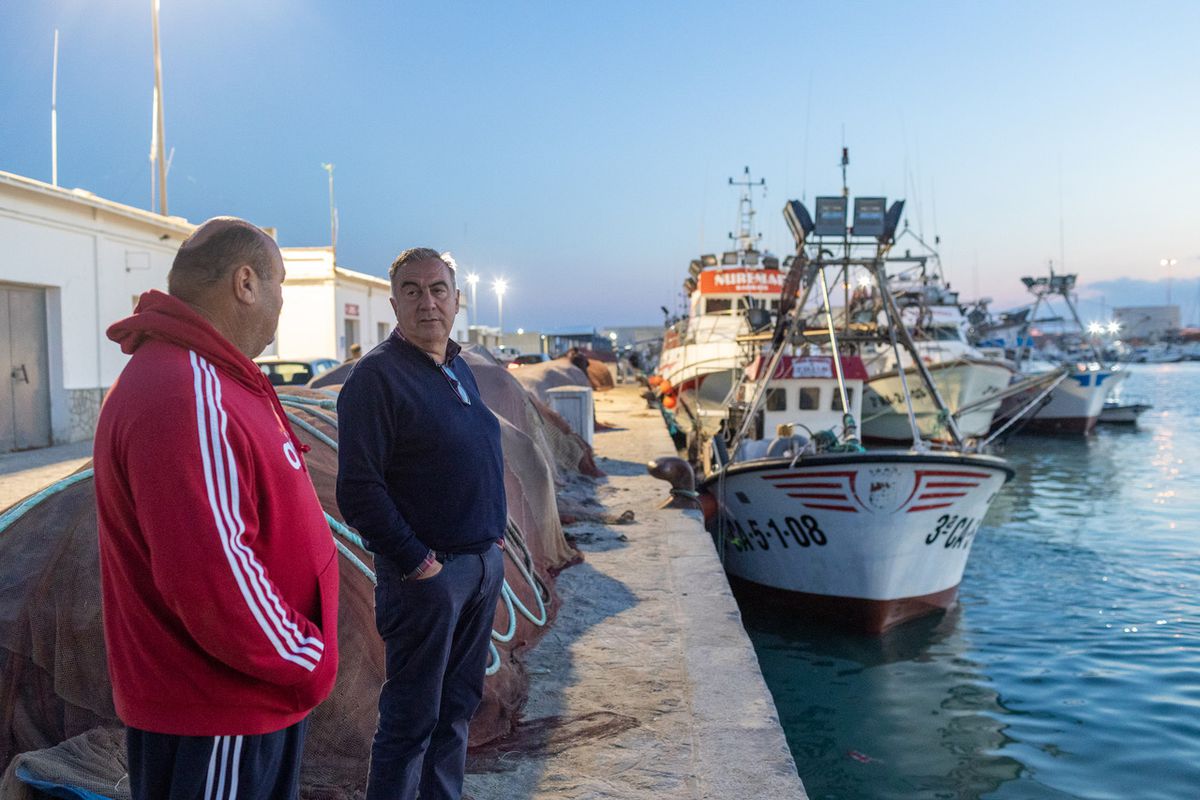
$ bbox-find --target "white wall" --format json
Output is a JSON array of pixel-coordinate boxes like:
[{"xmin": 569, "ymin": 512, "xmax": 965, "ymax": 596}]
[
  {"xmin": 334, "ymin": 272, "xmax": 393, "ymax": 357},
  {"xmin": 0, "ymin": 174, "xmax": 192, "ymax": 444}
]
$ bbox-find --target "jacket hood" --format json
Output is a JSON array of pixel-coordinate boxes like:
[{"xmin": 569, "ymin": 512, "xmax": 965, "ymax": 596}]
[{"xmin": 108, "ymin": 290, "xmax": 271, "ymax": 395}]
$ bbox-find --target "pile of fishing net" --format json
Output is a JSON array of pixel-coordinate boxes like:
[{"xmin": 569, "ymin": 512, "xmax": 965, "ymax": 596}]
[{"xmin": 0, "ymin": 352, "xmax": 592, "ymax": 799}]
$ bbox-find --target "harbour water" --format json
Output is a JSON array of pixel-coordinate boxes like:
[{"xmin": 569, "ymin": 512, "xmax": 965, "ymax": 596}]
[{"xmin": 734, "ymin": 363, "xmax": 1200, "ymax": 799}]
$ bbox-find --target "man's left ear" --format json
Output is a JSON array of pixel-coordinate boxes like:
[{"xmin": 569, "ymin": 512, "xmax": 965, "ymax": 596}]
[{"xmin": 234, "ymin": 264, "xmax": 258, "ymax": 304}]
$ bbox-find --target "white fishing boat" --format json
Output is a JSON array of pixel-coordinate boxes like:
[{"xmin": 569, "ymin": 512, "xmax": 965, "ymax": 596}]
[
  {"xmin": 1009, "ymin": 272, "xmax": 1126, "ymax": 435},
  {"xmin": 825, "ymin": 243, "xmax": 1017, "ymax": 444},
  {"xmin": 708, "ymin": 353, "xmax": 1013, "ymax": 633},
  {"xmin": 656, "ymin": 168, "xmax": 784, "ymax": 441},
  {"xmin": 1098, "ymin": 398, "xmax": 1152, "ymax": 424},
  {"xmin": 697, "ymin": 154, "xmax": 1020, "ymax": 634},
  {"xmin": 860, "ymin": 298, "xmax": 1014, "ymax": 443}
]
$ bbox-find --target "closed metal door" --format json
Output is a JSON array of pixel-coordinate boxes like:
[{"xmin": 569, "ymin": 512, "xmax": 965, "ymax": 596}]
[{"xmin": 2, "ymin": 286, "xmax": 52, "ymax": 452}]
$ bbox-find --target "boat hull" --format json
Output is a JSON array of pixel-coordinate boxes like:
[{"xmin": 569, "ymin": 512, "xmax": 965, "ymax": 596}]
[
  {"xmin": 727, "ymin": 576, "xmax": 960, "ymax": 634},
  {"xmin": 862, "ymin": 359, "xmax": 1013, "ymax": 443},
  {"xmin": 1098, "ymin": 401, "xmax": 1150, "ymax": 425},
  {"xmin": 1020, "ymin": 367, "xmax": 1124, "ymax": 435},
  {"xmin": 702, "ymin": 452, "xmax": 1013, "ymax": 634}
]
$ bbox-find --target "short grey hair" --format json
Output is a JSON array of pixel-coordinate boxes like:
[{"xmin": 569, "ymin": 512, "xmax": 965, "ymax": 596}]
[{"xmin": 388, "ymin": 248, "xmax": 456, "ymax": 287}]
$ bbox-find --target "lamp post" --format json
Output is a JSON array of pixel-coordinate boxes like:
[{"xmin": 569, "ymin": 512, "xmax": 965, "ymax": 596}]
[
  {"xmin": 465, "ymin": 272, "xmax": 480, "ymax": 331},
  {"xmin": 1160, "ymin": 258, "xmax": 1178, "ymax": 306},
  {"xmin": 493, "ymin": 278, "xmax": 507, "ymax": 347}
]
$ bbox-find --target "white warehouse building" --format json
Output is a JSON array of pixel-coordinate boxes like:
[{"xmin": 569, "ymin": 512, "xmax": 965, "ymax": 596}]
[
  {"xmin": 0, "ymin": 171, "xmax": 193, "ymax": 453},
  {"xmin": 272, "ymin": 247, "xmax": 469, "ymax": 362}
]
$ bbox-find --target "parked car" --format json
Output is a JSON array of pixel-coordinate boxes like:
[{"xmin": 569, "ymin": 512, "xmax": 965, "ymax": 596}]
[
  {"xmin": 506, "ymin": 353, "xmax": 552, "ymax": 370},
  {"xmin": 489, "ymin": 345, "xmax": 522, "ymax": 365},
  {"xmin": 255, "ymin": 356, "xmax": 339, "ymax": 386}
]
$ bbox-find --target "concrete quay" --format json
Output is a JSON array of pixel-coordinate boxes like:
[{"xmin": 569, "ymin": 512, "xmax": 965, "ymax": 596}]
[{"xmin": 465, "ymin": 383, "xmax": 806, "ymax": 799}]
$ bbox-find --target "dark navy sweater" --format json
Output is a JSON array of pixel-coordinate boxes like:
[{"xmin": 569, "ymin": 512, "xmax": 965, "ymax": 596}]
[{"xmin": 336, "ymin": 331, "xmax": 507, "ymax": 575}]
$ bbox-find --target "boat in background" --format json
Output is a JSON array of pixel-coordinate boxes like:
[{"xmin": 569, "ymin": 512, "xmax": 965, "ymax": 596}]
[
  {"xmin": 1098, "ymin": 398, "xmax": 1152, "ymax": 424},
  {"xmin": 1009, "ymin": 271, "xmax": 1126, "ymax": 435},
  {"xmin": 656, "ymin": 167, "xmax": 784, "ymax": 445},
  {"xmin": 858, "ymin": 271, "xmax": 1015, "ymax": 443}
]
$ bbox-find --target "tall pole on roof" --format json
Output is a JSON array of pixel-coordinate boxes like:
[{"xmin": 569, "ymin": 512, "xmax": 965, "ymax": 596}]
[
  {"xmin": 321, "ymin": 163, "xmax": 337, "ymax": 263},
  {"xmin": 51, "ymin": 29, "xmax": 59, "ymax": 187},
  {"xmin": 151, "ymin": 0, "xmax": 168, "ymax": 215}
]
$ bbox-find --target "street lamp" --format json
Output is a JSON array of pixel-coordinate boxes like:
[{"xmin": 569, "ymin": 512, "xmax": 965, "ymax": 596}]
[
  {"xmin": 465, "ymin": 272, "xmax": 480, "ymax": 330},
  {"xmin": 1160, "ymin": 258, "xmax": 1178, "ymax": 306},
  {"xmin": 493, "ymin": 278, "xmax": 507, "ymax": 347}
]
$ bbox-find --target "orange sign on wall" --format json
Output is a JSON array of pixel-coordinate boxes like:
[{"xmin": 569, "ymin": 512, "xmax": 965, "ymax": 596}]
[{"xmin": 698, "ymin": 269, "xmax": 785, "ymax": 294}]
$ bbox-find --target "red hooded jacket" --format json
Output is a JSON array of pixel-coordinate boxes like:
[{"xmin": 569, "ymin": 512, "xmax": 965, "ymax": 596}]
[{"xmin": 93, "ymin": 290, "xmax": 338, "ymax": 735}]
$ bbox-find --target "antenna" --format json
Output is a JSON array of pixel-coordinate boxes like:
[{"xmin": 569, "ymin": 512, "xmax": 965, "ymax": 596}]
[
  {"xmin": 51, "ymin": 29, "xmax": 59, "ymax": 187},
  {"xmin": 840, "ymin": 145, "xmax": 849, "ymax": 198},
  {"xmin": 728, "ymin": 166, "xmax": 766, "ymax": 254},
  {"xmin": 151, "ymin": 0, "xmax": 168, "ymax": 215}
]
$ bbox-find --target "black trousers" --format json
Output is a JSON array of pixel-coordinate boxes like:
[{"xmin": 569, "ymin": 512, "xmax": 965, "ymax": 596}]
[
  {"xmin": 126, "ymin": 718, "xmax": 308, "ymax": 800},
  {"xmin": 366, "ymin": 545, "xmax": 505, "ymax": 800}
]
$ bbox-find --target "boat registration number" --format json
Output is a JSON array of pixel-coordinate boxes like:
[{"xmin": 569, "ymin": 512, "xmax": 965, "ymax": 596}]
[
  {"xmin": 926, "ymin": 514, "xmax": 980, "ymax": 550},
  {"xmin": 728, "ymin": 515, "xmax": 828, "ymax": 552}
]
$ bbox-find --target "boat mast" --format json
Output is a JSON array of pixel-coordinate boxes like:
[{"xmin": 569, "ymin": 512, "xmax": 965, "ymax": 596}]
[{"xmin": 728, "ymin": 166, "xmax": 765, "ymax": 260}]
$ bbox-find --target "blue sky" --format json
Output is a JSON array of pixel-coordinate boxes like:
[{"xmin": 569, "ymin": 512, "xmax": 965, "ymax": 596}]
[{"xmin": 3, "ymin": 1, "xmax": 1198, "ymax": 328}]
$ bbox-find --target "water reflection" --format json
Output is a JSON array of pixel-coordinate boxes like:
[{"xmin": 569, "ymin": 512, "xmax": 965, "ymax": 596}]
[{"xmin": 736, "ymin": 596, "xmax": 1023, "ymax": 800}]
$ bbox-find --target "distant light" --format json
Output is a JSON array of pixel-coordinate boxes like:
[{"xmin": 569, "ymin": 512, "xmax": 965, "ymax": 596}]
[
  {"xmin": 466, "ymin": 272, "xmax": 480, "ymax": 288},
  {"xmin": 517, "ymin": 327, "xmax": 524, "ymax": 335},
  {"xmin": 609, "ymin": 332, "xmax": 618, "ymax": 341},
  {"xmin": 1087, "ymin": 322, "xmax": 1104, "ymax": 335},
  {"xmin": 492, "ymin": 278, "xmax": 507, "ymax": 297},
  {"xmin": 857, "ymin": 275, "xmax": 872, "ymax": 288},
  {"xmin": 1107, "ymin": 321, "xmax": 1121, "ymax": 334}
]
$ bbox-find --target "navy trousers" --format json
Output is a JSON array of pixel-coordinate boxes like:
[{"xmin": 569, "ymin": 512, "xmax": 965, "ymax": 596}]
[
  {"xmin": 126, "ymin": 718, "xmax": 308, "ymax": 800},
  {"xmin": 367, "ymin": 545, "xmax": 504, "ymax": 800}
]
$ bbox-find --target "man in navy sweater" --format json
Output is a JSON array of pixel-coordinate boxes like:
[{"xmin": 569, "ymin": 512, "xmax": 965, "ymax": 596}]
[{"xmin": 336, "ymin": 248, "xmax": 506, "ymax": 800}]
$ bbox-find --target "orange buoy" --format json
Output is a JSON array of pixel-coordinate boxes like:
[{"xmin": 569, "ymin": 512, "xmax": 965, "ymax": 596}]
[
  {"xmin": 662, "ymin": 394, "xmax": 677, "ymax": 409},
  {"xmin": 647, "ymin": 374, "xmax": 662, "ymax": 387},
  {"xmin": 658, "ymin": 379, "xmax": 673, "ymax": 395}
]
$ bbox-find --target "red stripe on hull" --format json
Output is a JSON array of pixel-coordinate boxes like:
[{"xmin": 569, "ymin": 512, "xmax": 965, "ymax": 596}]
[
  {"xmin": 727, "ymin": 575, "xmax": 960, "ymax": 634},
  {"xmin": 773, "ymin": 482, "xmax": 842, "ymax": 488}
]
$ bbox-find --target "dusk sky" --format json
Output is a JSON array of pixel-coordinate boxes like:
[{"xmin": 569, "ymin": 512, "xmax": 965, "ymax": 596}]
[{"xmin": 3, "ymin": 1, "xmax": 1198, "ymax": 329}]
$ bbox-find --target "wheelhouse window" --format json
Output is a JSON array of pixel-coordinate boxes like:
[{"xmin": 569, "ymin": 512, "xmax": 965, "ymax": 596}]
[
  {"xmin": 765, "ymin": 388, "xmax": 787, "ymax": 411},
  {"xmin": 831, "ymin": 388, "xmax": 855, "ymax": 411},
  {"xmin": 798, "ymin": 387, "xmax": 821, "ymax": 410},
  {"xmin": 705, "ymin": 298, "xmax": 733, "ymax": 314}
]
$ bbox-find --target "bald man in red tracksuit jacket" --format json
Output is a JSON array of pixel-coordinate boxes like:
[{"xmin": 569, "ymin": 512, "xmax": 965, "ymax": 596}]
[{"xmin": 93, "ymin": 219, "xmax": 339, "ymax": 799}]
